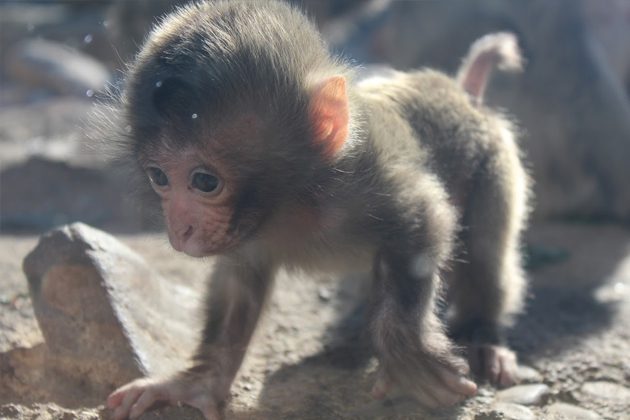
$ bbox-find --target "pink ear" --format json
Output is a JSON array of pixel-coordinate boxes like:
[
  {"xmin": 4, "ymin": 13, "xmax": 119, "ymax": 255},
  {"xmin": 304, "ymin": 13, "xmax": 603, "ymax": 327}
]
[{"xmin": 309, "ymin": 76, "xmax": 349, "ymax": 159}]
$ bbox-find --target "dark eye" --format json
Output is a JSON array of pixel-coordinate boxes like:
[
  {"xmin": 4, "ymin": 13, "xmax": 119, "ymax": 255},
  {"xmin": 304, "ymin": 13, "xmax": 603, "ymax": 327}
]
[
  {"xmin": 147, "ymin": 166, "xmax": 168, "ymax": 187},
  {"xmin": 191, "ymin": 171, "xmax": 221, "ymax": 194}
]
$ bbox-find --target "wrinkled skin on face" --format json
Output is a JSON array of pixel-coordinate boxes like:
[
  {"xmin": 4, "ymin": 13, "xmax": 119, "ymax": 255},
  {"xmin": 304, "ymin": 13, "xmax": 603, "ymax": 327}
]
[
  {"xmin": 142, "ymin": 147, "xmax": 242, "ymax": 257},
  {"xmin": 135, "ymin": 104, "xmax": 277, "ymax": 258}
]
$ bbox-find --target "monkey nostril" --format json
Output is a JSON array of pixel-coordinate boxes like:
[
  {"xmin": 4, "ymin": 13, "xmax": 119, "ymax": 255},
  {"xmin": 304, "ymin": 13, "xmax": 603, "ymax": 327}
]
[{"xmin": 182, "ymin": 226, "xmax": 194, "ymax": 241}]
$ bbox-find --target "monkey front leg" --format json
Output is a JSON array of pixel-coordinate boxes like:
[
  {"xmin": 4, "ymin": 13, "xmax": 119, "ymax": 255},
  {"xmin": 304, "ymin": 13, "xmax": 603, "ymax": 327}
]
[
  {"xmin": 108, "ymin": 257, "xmax": 272, "ymax": 420},
  {"xmin": 369, "ymin": 246, "xmax": 477, "ymax": 408}
]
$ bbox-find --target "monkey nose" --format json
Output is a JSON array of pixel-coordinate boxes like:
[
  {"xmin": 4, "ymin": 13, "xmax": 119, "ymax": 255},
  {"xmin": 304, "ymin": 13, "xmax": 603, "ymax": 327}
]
[
  {"xmin": 169, "ymin": 225, "xmax": 194, "ymax": 252},
  {"xmin": 182, "ymin": 225, "xmax": 194, "ymax": 241}
]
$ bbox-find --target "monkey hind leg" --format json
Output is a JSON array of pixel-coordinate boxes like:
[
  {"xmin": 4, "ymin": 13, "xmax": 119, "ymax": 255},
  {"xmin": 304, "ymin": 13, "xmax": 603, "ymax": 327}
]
[{"xmin": 448, "ymin": 136, "xmax": 530, "ymax": 386}]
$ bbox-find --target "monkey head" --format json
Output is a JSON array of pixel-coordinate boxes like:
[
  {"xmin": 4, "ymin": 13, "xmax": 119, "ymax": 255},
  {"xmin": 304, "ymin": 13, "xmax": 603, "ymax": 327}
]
[{"xmin": 120, "ymin": 3, "xmax": 351, "ymax": 257}]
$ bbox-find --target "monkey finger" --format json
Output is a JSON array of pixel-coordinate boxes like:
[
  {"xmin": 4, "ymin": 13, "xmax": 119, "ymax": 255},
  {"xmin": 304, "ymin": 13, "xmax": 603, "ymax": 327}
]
[
  {"xmin": 107, "ymin": 389, "xmax": 125, "ymax": 409},
  {"xmin": 129, "ymin": 387, "xmax": 166, "ymax": 419},
  {"xmin": 113, "ymin": 386, "xmax": 144, "ymax": 420},
  {"xmin": 107, "ymin": 378, "xmax": 150, "ymax": 409}
]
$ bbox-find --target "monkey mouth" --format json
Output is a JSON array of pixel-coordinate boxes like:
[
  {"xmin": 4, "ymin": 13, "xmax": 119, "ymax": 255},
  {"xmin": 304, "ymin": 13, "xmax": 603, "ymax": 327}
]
[{"xmin": 169, "ymin": 231, "xmax": 241, "ymax": 257}]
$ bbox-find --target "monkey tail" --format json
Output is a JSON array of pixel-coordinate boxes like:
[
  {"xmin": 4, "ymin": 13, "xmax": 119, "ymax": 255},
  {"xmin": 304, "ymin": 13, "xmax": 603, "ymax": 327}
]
[{"xmin": 456, "ymin": 32, "xmax": 523, "ymax": 105}]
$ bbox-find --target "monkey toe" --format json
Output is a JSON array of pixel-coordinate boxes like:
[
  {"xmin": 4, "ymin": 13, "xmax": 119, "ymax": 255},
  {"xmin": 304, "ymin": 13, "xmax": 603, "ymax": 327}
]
[
  {"xmin": 436, "ymin": 366, "xmax": 478, "ymax": 397},
  {"xmin": 413, "ymin": 373, "xmax": 475, "ymax": 409},
  {"xmin": 470, "ymin": 344, "xmax": 519, "ymax": 387},
  {"xmin": 423, "ymin": 383, "xmax": 468, "ymax": 408},
  {"xmin": 378, "ymin": 355, "xmax": 477, "ymax": 409},
  {"xmin": 418, "ymin": 362, "xmax": 476, "ymax": 408}
]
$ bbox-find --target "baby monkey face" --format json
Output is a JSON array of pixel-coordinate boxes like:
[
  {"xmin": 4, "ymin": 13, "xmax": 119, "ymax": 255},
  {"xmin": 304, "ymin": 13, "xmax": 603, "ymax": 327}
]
[{"xmin": 142, "ymin": 148, "xmax": 241, "ymax": 257}]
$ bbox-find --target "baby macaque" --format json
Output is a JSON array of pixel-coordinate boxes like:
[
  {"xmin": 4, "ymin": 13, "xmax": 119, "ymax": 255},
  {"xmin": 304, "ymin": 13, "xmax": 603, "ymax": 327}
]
[{"xmin": 104, "ymin": 2, "xmax": 529, "ymax": 419}]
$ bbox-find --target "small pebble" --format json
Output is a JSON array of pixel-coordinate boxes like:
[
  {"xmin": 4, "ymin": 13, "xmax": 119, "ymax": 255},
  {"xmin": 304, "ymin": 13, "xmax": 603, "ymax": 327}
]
[
  {"xmin": 496, "ymin": 383, "xmax": 550, "ymax": 406},
  {"xmin": 581, "ymin": 381, "xmax": 630, "ymax": 401},
  {"xmin": 546, "ymin": 402, "xmax": 601, "ymax": 419},
  {"xmin": 476, "ymin": 402, "xmax": 535, "ymax": 420},
  {"xmin": 318, "ymin": 286, "xmax": 332, "ymax": 302},
  {"xmin": 477, "ymin": 387, "xmax": 495, "ymax": 397},
  {"xmin": 475, "ymin": 396, "xmax": 495, "ymax": 405}
]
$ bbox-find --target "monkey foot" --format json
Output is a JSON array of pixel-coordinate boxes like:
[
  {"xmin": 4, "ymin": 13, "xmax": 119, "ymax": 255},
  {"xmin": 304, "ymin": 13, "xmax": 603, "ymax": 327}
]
[
  {"xmin": 107, "ymin": 375, "xmax": 226, "ymax": 420},
  {"xmin": 371, "ymin": 356, "xmax": 477, "ymax": 409},
  {"xmin": 468, "ymin": 344, "xmax": 519, "ymax": 387}
]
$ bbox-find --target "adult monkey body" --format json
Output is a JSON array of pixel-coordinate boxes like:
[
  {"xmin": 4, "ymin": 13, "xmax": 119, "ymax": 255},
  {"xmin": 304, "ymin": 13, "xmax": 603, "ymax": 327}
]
[{"xmin": 105, "ymin": 2, "xmax": 529, "ymax": 419}]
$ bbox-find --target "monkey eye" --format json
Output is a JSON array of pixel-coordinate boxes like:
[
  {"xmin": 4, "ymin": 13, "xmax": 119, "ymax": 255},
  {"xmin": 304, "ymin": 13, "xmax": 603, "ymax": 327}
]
[
  {"xmin": 146, "ymin": 166, "xmax": 169, "ymax": 188},
  {"xmin": 191, "ymin": 170, "xmax": 222, "ymax": 194}
]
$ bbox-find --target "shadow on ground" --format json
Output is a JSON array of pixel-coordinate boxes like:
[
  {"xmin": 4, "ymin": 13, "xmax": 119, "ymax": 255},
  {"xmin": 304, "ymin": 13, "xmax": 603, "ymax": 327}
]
[{"xmin": 246, "ymin": 222, "xmax": 630, "ymax": 418}]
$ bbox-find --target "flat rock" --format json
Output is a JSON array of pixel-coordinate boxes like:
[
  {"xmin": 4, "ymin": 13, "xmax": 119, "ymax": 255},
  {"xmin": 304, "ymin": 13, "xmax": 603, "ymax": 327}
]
[
  {"xmin": 495, "ymin": 383, "xmax": 550, "ymax": 406},
  {"xmin": 22, "ymin": 223, "xmax": 202, "ymax": 397},
  {"xmin": 476, "ymin": 402, "xmax": 536, "ymax": 420},
  {"xmin": 580, "ymin": 381, "xmax": 630, "ymax": 401},
  {"xmin": 6, "ymin": 39, "xmax": 110, "ymax": 96},
  {"xmin": 545, "ymin": 402, "xmax": 601, "ymax": 419}
]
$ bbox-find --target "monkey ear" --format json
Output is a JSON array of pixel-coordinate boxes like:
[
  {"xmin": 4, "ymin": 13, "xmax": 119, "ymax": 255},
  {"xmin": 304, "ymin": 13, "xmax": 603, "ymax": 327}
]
[{"xmin": 309, "ymin": 76, "xmax": 350, "ymax": 159}]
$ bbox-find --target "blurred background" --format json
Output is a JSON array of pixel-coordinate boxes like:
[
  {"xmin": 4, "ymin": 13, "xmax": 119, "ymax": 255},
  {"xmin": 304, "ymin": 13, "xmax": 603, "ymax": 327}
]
[{"xmin": 1, "ymin": 0, "xmax": 630, "ymax": 235}]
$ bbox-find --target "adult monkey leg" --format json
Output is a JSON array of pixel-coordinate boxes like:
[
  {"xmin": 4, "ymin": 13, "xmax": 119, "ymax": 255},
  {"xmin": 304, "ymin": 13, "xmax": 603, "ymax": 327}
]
[{"xmin": 108, "ymin": 256, "xmax": 274, "ymax": 419}]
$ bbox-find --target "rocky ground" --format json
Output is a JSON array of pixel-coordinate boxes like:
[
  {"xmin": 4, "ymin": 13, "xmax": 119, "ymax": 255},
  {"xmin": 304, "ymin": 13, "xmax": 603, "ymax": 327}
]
[{"xmin": 1, "ymin": 222, "xmax": 629, "ymax": 419}]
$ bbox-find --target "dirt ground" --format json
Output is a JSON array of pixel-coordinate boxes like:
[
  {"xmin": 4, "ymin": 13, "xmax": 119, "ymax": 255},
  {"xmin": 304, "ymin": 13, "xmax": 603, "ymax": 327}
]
[{"xmin": 1, "ymin": 222, "xmax": 629, "ymax": 419}]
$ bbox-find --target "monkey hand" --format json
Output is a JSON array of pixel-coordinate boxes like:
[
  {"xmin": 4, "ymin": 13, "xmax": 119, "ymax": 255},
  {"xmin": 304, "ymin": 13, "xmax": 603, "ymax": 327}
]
[
  {"xmin": 107, "ymin": 373, "xmax": 229, "ymax": 420},
  {"xmin": 372, "ymin": 348, "xmax": 477, "ymax": 409}
]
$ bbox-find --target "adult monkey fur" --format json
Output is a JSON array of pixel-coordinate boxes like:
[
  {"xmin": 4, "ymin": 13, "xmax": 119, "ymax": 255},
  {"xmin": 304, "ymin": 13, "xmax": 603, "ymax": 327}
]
[{"xmin": 104, "ymin": 1, "xmax": 530, "ymax": 419}]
